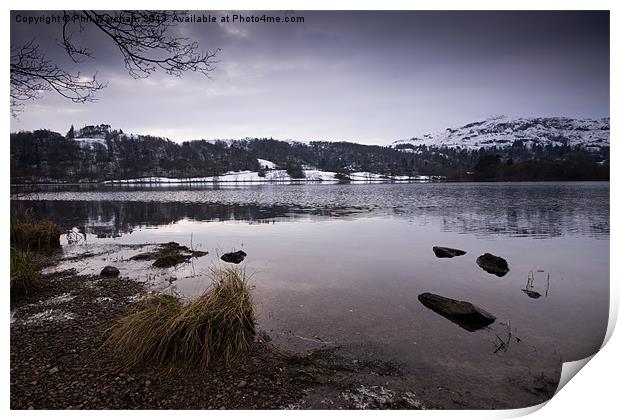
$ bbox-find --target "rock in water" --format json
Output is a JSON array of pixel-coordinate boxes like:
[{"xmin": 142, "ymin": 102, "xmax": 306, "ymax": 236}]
[
  {"xmin": 476, "ymin": 253, "xmax": 510, "ymax": 277},
  {"xmin": 418, "ymin": 292, "xmax": 496, "ymax": 332},
  {"xmin": 100, "ymin": 266, "xmax": 120, "ymax": 277},
  {"xmin": 221, "ymin": 250, "xmax": 247, "ymax": 264},
  {"xmin": 433, "ymin": 246, "xmax": 467, "ymax": 258}
]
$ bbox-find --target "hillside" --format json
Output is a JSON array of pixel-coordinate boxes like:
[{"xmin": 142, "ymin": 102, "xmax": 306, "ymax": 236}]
[
  {"xmin": 10, "ymin": 118, "xmax": 610, "ymax": 184},
  {"xmin": 393, "ymin": 116, "xmax": 609, "ymax": 151}
]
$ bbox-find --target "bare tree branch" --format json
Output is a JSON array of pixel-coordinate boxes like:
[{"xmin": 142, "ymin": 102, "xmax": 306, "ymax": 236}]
[
  {"xmin": 10, "ymin": 39, "xmax": 107, "ymax": 118},
  {"xmin": 58, "ymin": 11, "xmax": 94, "ymax": 63},
  {"xmin": 10, "ymin": 10, "xmax": 220, "ymax": 117}
]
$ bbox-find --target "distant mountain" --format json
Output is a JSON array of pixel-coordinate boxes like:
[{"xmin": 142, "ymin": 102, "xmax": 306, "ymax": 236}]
[
  {"xmin": 393, "ymin": 116, "xmax": 609, "ymax": 151},
  {"xmin": 10, "ymin": 117, "xmax": 610, "ymax": 184}
]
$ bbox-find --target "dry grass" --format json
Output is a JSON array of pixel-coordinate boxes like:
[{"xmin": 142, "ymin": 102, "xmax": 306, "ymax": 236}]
[
  {"xmin": 10, "ymin": 247, "xmax": 44, "ymax": 296},
  {"xmin": 10, "ymin": 209, "xmax": 61, "ymax": 251},
  {"xmin": 106, "ymin": 266, "xmax": 255, "ymax": 369}
]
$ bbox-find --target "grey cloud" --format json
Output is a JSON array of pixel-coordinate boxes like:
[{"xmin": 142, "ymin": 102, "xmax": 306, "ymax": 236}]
[{"xmin": 10, "ymin": 10, "xmax": 609, "ymax": 144}]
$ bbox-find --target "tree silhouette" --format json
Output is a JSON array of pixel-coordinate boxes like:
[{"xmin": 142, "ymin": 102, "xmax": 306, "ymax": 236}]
[
  {"xmin": 10, "ymin": 10, "xmax": 220, "ymax": 117},
  {"xmin": 66, "ymin": 124, "xmax": 75, "ymax": 139}
]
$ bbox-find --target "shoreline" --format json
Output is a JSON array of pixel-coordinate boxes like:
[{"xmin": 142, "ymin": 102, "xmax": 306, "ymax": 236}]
[
  {"xmin": 10, "ymin": 266, "xmax": 437, "ymax": 409},
  {"xmin": 10, "ymin": 256, "xmax": 560, "ymax": 410},
  {"xmin": 10, "ymin": 179, "xmax": 609, "ymax": 188}
]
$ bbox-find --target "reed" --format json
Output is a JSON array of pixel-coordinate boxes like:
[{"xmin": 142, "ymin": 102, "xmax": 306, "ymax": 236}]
[{"xmin": 106, "ymin": 266, "xmax": 255, "ymax": 369}]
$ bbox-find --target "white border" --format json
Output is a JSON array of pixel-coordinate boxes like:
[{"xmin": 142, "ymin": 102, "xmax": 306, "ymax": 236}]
[{"xmin": 2, "ymin": 1, "xmax": 616, "ymax": 419}]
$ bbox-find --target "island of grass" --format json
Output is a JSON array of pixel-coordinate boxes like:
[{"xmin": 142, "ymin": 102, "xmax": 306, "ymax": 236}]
[{"xmin": 130, "ymin": 242, "xmax": 208, "ymax": 268}]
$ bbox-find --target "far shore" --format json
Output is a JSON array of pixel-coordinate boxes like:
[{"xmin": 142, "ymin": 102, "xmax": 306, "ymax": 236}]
[{"xmin": 9, "ymin": 178, "xmax": 610, "ymax": 188}]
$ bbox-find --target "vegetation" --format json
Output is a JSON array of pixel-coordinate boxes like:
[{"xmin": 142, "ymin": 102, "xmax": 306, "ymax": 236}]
[
  {"xmin": 10, "ymin": 124, "xmax": 609, "ymax": 182},
  {"xmin": 9, "ymin": 209, "xmax": 61, "ymax": 296},
  {"xmin": 129, "ymin": 242, "xmax": 208, "ymax": 268},
  {"xmin": 470, "ymin": 153, "xmax": 609, "ymax": 181},
  {"xmin": 106, "ymin": 267, "xmax": 255, "ymax": 369},
  {"xmin": 10, "ymin": 210, "xmax": 61, "ymax": 251},
  {"xmin": 285, "ymin": 163, "xmax": 305, "ymax": 179},
  {"xmin": 10, "ymin": 248, "xmax": 44, "ymax": 296},
  {"xmin": 334, "ymin": 173, "xmax": 351, "ymax": 182}
]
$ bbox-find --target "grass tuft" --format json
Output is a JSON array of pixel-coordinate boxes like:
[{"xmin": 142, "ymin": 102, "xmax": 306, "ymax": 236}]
[
  {"xmin": 104, "ymin": 294, "xmax": 182, "ymax": 367},
  {"xmin": 10, "ymin": 209, "xmax": 61, "ymax": 251},
  {"xmin": 106, "ymin": 266, "xmax": 255, "ymax": 369},
  {"xmin": 10, "ymin": 247, "xmax": 44, "ymax": 296}
]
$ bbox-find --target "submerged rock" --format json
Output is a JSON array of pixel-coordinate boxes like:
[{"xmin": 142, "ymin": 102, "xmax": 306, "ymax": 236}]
[
  {"xmin": 418, "ymin": 292, "xmax": 496, "ymax": 332},
  {"xmin": 476, "ymin": 253, "xmax": 510, "ymax": 277},
  {"xmin": 100, "ymin": 266, "xmax": 120, "ymax": 277},
  {"xmin": 130, "ymin": 242, "xmax": 208, "ymax": 268},
  {"xmin": 432, "ymin": 246, "xmax": 466, "ymax": 258},
  {"xmin": 221, "ymin": 250, "xmax": 247, "ymax": 264},
  {"xmin": 153, "ymin": 255, "xmax": 187, "ymax": 268}
]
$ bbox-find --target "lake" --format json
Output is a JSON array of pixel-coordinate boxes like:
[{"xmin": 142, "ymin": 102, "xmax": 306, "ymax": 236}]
[{"xmin": 12, "ymin": 181, "xmax": 610, "ymax": 408}]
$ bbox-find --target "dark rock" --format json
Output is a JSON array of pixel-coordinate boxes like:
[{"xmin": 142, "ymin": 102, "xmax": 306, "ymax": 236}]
[
  {"xmin": 418, "ymin": 292, "xmax": 496, "ymax": 332},
  {"xmin": 100, "ymin": 266, "xmax": 120, "ymax": 277},
  {"xmin": 476, "ymin": 253, "xmax": 509, "ymax": 277},
  {"xmin": 433, "ymin": 246, "xmax": 466, "ymax": 258},
  {"xmin": 221, "ymin": 250, "xmax": 247, "ymax": 264}
]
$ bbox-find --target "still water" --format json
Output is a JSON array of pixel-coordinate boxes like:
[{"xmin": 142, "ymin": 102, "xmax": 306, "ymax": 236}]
[{"xmin": 13, "ymin": 182, "xmax": 610, "ymax": 408}]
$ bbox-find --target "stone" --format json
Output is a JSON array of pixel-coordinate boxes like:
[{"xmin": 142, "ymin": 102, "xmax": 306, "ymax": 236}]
[
  {"xmin": 432, "ymin": 246, "xmax": 467, "ymax": 258},
  {"xmin": 100, "ymin": 266, "xmax": 120, "ymax": 277},
  {"xmin": 476, "ymin": 253, "xmax": 510, "ymax": 277},
  {"xmin": 418, "ymin": 292, "xmax": 496, "ymax": 332},
  {"xmin": 221, "ymin": 250, "xmax": 247, "ymax": 264}
]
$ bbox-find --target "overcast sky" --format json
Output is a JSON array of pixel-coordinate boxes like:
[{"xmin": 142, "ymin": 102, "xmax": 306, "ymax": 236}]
[{"xmin": 10, "ymin": 11, "xmax": 610, "ymax": 144}]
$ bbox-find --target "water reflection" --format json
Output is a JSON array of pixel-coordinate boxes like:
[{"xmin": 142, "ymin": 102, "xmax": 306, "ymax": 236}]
[
  {"xmin": 10, "ymin": 182, "xmax": 610, "ymax": 240},
  {"xmin": 17, "ymin": 182, "xmax": 608, "ymax": 407},
  {"xmin": 522, "ymin": 271, "xmax": 551, "ymax": 299}
]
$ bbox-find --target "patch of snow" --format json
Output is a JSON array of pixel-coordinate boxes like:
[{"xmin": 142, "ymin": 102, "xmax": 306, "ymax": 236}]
[
  {"xmin": 349, "ymin": 172, "xmax": 388, "ymax": 181},
  {"xmin": 127, "ymin": 293, "xmax": 143, "ymax": 302},
  {"xmin": 94, "ymin": 297, "xmax": 113, "ymax": 304},
  {"xmin": 40, "ymin": 293, "xmax": 75, "ymax": 306},
  {"xmin": 73, "ymin": 137, "xmax": 107, "ymax": 148},
  {"xmin": 303, "ymin": 170, "xmax": 338, "ymax": 181},
  {"xmin": 23, "ymin": 309, "xmax": 76, "ymax": 325},
  {"xmin": 341, "ymin": 385, "xmax": 425, "ymax": 409},
  {"xmin": 257, "ymin": 158, "xmax": 277, "ymax": 169}
]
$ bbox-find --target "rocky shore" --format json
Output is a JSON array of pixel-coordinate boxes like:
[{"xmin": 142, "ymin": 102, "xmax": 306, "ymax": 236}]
[{"xmin": 10, "ymin": 268, "xmax": 431, "ymax": 410}]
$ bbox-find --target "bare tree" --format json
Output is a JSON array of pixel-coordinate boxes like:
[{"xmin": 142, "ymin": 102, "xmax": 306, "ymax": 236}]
[{"xmin": 10, "ymin": 10, "xmax": 220, "ymax": 117}]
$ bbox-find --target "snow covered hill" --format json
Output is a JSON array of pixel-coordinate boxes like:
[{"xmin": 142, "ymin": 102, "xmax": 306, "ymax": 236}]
[{"xmin": 393, "ymin": 116, "xmax": 609, "ymax": 151}]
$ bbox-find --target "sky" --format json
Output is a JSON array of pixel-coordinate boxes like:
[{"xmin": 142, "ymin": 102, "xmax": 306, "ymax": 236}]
[{"xmin": 10, "ymin": 10, "xmax": 610, "ymax": 145}]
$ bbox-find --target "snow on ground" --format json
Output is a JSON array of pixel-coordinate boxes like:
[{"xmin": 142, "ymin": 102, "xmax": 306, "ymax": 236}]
[
  {"xmin": 22, "ymin": 309, "xmax": 76, "ymax": 325},
  {"xmin": 40, "ymin": 293, "xmax": 75, "ymax": 306},
  {"xmin": 257, "ymin": 159, "xmax": 277, "ymax": 169},
  {"xmin": 104, "ymin": 170, "xmax": 443, "ymax": 184},
  {"xmin": 392, "ymin": 116, "xmax": 610, "ymax": 151},
  {"xmin": 73, "ymin": 137, "xmax": 107, "ymax": 148},
  {"xmin": 303, "ymin": 170, "xmax": 338, "ymax": 181},
  {"xmin": 349, "ymin": 172, "xmax": 388, "ymax": 180}
]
